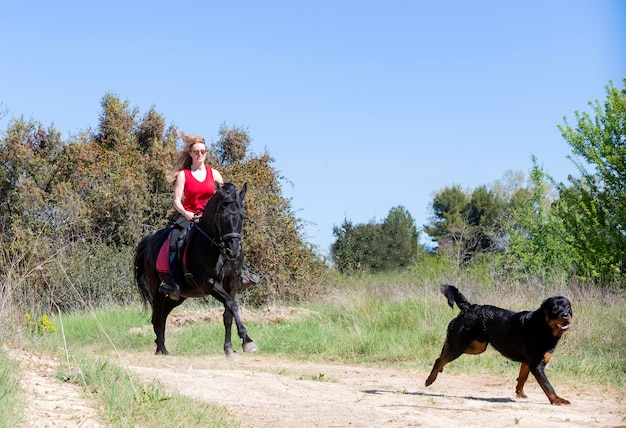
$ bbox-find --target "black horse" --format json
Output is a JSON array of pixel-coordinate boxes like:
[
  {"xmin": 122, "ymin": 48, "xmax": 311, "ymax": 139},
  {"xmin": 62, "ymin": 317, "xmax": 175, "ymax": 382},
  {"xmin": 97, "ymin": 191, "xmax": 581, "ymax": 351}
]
[{"xmin": 134, "ymin": 182, "xmax": 257, "ymax": 357}]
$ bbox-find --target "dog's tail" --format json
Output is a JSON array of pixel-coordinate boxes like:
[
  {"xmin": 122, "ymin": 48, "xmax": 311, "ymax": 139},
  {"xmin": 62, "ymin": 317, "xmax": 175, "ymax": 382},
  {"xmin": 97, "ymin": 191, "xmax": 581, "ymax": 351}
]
[{"xmin": 440, "ymin": 285, "xmax": 471, "ymax": 311}]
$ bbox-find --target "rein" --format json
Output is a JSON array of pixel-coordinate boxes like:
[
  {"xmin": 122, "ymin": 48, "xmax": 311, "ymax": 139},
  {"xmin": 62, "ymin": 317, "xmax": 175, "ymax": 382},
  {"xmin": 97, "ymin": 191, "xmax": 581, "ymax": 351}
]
[
  {"xmin": 192, "ymin": 200, "xmax": 243, "ymax": 254},
  {"xmin": 176, "ymin": 182, "xmax": 248, "ymax": 291},
  {"xmin": 192, "ymin": 223, "xmax": 221, "ymax": 247},
  {"xmin": 193, "ymin": 222, "xmax": 241, "ymax": 252}
]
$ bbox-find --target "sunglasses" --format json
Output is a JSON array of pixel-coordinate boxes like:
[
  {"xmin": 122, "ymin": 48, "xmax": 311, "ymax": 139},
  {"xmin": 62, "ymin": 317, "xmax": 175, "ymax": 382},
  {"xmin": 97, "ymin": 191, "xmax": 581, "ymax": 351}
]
[{"xmin": 191, "ymin": 149, "xmax": 207, "ymax": 155}]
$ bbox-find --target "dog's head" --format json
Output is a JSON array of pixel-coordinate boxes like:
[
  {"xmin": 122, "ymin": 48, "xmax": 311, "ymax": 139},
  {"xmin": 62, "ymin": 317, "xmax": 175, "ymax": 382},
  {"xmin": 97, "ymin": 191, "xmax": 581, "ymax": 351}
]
[{"xmin": 541, "ymin": 296, "xmax": 573, "ymax": 337}]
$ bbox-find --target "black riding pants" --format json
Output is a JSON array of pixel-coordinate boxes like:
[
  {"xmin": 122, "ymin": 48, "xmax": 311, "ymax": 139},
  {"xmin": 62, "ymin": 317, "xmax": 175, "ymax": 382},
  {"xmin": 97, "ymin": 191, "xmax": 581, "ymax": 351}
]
[{"xmin": 169, "ymin": 215, "xmax": 192, "ymax": 252}]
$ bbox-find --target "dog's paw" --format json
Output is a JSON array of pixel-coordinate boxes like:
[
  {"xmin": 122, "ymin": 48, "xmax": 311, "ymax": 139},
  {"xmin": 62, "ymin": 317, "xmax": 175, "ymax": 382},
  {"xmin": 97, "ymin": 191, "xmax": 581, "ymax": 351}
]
[{"xmin": 550, "ymin": 396, "xmax": 571, "ymax": 405}]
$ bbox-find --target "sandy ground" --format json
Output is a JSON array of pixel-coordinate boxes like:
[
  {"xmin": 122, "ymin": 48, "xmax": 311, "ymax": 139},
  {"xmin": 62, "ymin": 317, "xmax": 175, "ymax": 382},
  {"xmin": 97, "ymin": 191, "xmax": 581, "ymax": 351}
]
[
  {"xmin": 124, "ymin": 352, "xmax": 626, "ymax": 428},
  {"xmin": 9, "ymin": 349, "xmax": 106, "ymax": 428},
  {"xmin": 9, "ymin": 307, "xmax": 626, "ymax": 427}
]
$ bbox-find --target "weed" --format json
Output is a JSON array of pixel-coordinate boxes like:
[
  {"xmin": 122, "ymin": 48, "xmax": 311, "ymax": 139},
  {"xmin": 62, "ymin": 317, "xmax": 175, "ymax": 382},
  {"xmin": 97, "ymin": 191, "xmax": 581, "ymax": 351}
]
[
  {"xmin": 25, "ymin": 313, "xmax": 56, "ymax": 334},
  {"xmin": 299, "ymin": 373, "xmax": 327, "ymax": 382}
]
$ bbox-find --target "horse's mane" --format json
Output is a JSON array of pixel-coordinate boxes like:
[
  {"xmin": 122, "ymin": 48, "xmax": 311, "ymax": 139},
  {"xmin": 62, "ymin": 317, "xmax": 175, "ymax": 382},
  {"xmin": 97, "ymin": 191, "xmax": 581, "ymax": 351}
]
[
  {"xmin": 202, "ymin": 182, "xmax": 241, "ymax": 227},
  {"xmin": 218, "ymin": 182, "xmax": 238, "ymax": 204}
]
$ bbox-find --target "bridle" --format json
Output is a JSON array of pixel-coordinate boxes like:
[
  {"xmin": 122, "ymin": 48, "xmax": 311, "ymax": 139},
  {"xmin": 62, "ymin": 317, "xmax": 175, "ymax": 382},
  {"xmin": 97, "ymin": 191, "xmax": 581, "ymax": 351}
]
[
  {"xmin": 193, "ymin": 199, "xmax": 244, "ymax": 256},
  {"xmin": 215, "ymin": 204, "xmax": 243, "ymax": 242}
]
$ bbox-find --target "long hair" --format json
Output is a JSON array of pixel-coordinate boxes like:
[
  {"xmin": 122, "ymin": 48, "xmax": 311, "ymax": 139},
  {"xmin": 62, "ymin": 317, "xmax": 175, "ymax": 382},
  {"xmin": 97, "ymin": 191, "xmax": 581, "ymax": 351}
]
[{"xmin": 168, "ymin": 131, "xmax": 206, "ymax": 185}]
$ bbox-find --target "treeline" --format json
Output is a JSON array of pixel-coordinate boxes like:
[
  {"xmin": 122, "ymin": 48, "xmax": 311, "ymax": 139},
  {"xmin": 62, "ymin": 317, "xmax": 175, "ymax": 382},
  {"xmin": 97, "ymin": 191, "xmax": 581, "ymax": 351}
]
[
  {"xmin": 331, "ymin": 80, "xmax": 626, "ymax": 287},
  {"xmin": 0, "ymin": 93, "xmax": 327, "ymax": 314},
  {"xmin": 1, "ymin": 80, "xmax": 624, "ymax": 318}
]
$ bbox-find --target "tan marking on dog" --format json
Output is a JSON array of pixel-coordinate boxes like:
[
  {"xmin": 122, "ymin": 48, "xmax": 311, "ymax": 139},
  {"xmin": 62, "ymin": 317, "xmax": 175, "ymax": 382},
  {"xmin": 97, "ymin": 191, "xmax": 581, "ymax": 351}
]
[
  {"xmin": 544, "ymin": 352, "xmax": 552, "ymax": 364},
  {"xmin": 464, "ymin": 340, "xmax": 487, "ymax": 355}
]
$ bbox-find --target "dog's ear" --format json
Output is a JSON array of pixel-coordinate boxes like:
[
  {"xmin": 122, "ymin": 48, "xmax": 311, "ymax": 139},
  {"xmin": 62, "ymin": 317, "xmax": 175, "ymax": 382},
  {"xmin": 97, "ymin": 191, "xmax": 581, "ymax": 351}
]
[{"xmin": 541, "ymin": 296, "xmax": 572, "ymax": 317}]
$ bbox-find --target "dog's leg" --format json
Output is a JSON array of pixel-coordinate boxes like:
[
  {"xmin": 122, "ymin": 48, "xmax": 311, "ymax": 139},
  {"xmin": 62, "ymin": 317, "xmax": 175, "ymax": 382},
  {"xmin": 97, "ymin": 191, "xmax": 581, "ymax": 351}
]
[
  {"xmin": 515, "ymin": 363, "xmax": 530, "ymax": 398},
  {"xmin": 530, "ymin": 361, "xmax": 570, "ymax": 405},
  {"xmin": 425, "ymin": 340, "xmax": 470, "ymax": 386},
  {"xmin": 425, "ymin": 356, "xmax": 446, "ymax": 386}
]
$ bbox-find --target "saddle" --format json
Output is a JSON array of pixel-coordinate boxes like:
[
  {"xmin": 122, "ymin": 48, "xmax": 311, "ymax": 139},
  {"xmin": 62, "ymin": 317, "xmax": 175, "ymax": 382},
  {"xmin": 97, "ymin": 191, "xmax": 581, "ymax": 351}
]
[{"xmin": 156, "ymin": 223, "xmax": 194, "ymax": 274}]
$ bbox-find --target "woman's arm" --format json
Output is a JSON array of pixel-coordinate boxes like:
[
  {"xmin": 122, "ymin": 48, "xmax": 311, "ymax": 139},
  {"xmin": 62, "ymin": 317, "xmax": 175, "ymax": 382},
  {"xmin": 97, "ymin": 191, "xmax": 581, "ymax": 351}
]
[
  {"xmin": 173, "ymin": 170, "xmax": 195, "ymax": 221},
  {"xmin": 212, "ymin": 168, "xmax": 225, "ymax": 186}
]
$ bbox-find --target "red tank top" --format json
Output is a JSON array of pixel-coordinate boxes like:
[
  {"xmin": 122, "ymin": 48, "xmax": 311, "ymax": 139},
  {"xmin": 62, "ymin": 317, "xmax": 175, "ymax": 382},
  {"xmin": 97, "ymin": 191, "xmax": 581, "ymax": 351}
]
[{"xmin": 182, "ymin": 167, "xmax": 215, "ymax": 213}]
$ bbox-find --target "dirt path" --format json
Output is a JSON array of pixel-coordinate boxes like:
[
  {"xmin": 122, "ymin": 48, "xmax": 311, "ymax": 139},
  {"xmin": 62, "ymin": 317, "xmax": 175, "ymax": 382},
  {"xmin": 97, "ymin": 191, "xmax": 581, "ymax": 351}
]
[
  {"xmin": 9, "ymin": 349, "xmax": 106, "ymax": 428},
  {"xmin": 10, "ymin": 348, "xmax": 626, "ymax": 428},
  {"xmin": 120, "ymin": 352, "xmax": 624, "ymax": 428}
]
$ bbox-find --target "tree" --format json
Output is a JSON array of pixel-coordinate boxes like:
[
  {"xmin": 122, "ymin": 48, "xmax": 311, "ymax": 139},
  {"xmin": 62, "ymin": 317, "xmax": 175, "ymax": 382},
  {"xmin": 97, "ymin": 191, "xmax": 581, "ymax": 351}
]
[
  {"xmin": 331, "ymin": 206, "xmax": 420, "ymax": 273},
  {"xmin": 424, "ymin": 184, "xmax": 505, "ymax": 266},
  {"xmin": 331, "ymin": 219, "xmax": 380, "ymax": 273},
  {"xmin": 424, "ymin": 185, "xmax": 468, "ymax": 241},
  {"xmin": 210, "ymin": 125, "xmax": 327, "ymax": 302},
  {"xmin": 501, "ymin": 158, "xmax": 574, "ymax": 277},
  {"xmin": 95, "ymin": 93, "xmax": 137, "ymax": 151},
  {"xmin": 466, "ymin": 186, "xmax": 506, "ymax": 252},
  {"xmin": 0, "ymin": 118, "xmax": 71, "ymax": 241},
  {"xmin": 380, "ymin": 206, "xmax": 420, "ymax": 269},
  {"xmin": 556, "ymin": 79, "xmax": 626, "ymax": 281},
  {"xmin": 0, "ymin": 94, "xmax": 331, "ymax": 313},
  {"xmin": 215, "ymin": 123, "xmax": 251, "ymax": 165}
]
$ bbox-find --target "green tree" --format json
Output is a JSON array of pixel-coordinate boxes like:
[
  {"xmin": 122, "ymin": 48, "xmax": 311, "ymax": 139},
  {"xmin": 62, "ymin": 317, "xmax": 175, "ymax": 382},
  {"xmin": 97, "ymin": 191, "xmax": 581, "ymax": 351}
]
[
  {"xmin": 556, "ymin": 79, "xmax": 626, "ymax": 281},
  {"xmin": 95, "ymin": 93, "xmax": 137, "ymax": 151},
  {"xmin": 379, "ymin": 206, "xmax": 419, "ymax": 269},
  {"xmin": 210, "ymin": 125, "xmax": 327, "ymax": 302},
  {"xmin": 501, "ymin": 158, "xmax": 574, "ymax": 277},
  {"xmin": 331, "ymin": 206, "xmax": 420, "ymax": 273},
  {"xmin": 331, "ymin": 219, "xmax": 380, "ymax": 273},
  {"xmin": 424, "ymin": 185, "xmax": 467, "ymax": 241},
  {"xmin": 0, "ymin": 118, "xmax": 67, "ymax": 242},
  {"xmin": 215, "ymin": 123, "xmax": 251, "ymax": 165},
  {"xmin": 424, "ymin": 184, "xmax": 505, "ymax": 266},
  {"xmin": 137, "ymin": 109, "xmax": 179, "ymax": 233},
  {"xmin": 330, "ymin": 219, "xmax": 358, "ymax": 272},
  {"xmin": 466, "ymin": 186, "xmax": 506, "ymax": 252},
  {"xmin": 0, "ymin": 94, "xmax": 331, "ymax": 314}
]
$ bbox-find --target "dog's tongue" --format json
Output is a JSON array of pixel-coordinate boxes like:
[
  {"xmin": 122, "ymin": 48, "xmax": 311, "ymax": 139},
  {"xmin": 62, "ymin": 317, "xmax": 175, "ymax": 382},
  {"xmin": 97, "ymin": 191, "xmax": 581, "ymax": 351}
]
[{"xmin": 557, "ymin": 323, "xmax": 570, "ymax": 330}]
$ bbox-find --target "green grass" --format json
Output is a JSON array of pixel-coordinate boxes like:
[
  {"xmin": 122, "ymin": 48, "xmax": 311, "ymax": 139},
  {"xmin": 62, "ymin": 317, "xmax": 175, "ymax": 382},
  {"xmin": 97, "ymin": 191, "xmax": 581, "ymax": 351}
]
[
  {"xmin": 10, "ymin": 273, "xmax": 626, "ymax": 426},
  {"xmin": 55, "ymin": 275, "xmax": 622, "ymax": 389},
  {"xmin": 14, "ymin": 307, "xmax": 240, "ymax": 428},
  {"xmin": 0, "ymin": 348, "xmax": 25, "ymax": 428},
  {"xmin": 181, "ymin": 285, "xmax": 616, "ymax": 385},
  {"xmin": 57, "ymin": 352, "xmax": 238, "ymax": 427}
]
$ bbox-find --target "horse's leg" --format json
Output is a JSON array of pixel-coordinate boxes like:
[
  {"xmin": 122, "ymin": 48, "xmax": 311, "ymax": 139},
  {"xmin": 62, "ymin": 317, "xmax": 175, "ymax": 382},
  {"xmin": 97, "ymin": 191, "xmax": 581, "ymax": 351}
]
[
  {"xmin": 222, "ymin": 309, "xmax": 236, "ymax": 358},
  {"xmin": 151, "ymin": 292, "xmax": 183, "ymax": 355},
  {"xmin": 211, "ymin": 281, "xmax": 258, "ymax": 354}
]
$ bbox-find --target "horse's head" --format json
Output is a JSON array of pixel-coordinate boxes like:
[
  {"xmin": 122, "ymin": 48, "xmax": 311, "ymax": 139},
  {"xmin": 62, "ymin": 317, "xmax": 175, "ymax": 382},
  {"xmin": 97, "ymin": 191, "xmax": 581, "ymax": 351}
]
[{"xmin": 203, "ymin": 182, "xmax": 247, "ymax": 260}]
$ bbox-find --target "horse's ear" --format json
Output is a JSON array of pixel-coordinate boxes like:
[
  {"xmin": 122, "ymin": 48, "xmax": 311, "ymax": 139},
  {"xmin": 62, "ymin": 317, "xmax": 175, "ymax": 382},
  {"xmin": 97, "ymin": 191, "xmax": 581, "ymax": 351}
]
[{"xmin": 239, "ymin": 182, "xmax": 247, "ymax": 201}]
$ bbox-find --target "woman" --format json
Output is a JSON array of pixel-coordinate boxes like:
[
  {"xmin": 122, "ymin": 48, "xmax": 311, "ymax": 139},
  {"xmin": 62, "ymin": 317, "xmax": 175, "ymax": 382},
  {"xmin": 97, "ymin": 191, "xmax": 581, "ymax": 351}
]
[
  {"xmin": 159, "ymin": 131, "xmax": 224, "ymax": 300},
  {"xmin": 159, "ymin": 131, "xmax": 258, "ymax": 300}
]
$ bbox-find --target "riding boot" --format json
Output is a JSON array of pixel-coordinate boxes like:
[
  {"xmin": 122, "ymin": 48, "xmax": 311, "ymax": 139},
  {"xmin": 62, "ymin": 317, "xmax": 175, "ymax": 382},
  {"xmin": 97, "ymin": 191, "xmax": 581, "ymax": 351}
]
[
  {"xmin": 159, "ymin": 251, "xmax": 181, "ymax": 301},
  {"xmin": 240, "ymin": 264, "xmax": 260, "ymax": 286}
]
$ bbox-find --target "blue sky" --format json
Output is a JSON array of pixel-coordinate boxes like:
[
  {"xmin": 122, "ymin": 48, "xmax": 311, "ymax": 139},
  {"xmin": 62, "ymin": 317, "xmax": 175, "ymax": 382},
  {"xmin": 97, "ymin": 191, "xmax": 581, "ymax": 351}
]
[{"xmin": 1, "ymin": 1, "xmax": 624, "ymax": 255}]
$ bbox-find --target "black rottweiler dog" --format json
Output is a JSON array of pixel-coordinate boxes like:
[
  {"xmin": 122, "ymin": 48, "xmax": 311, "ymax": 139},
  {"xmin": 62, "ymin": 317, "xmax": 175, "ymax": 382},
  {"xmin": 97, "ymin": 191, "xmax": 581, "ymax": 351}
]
[{"xmin": 425, "ymin": 285, "xmax": 572, "ymax": 405}]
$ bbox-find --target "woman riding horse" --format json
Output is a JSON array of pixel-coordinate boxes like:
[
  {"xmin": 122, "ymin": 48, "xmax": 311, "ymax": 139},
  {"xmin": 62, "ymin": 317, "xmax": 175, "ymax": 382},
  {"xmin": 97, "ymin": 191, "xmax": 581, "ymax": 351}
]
[
  {"xmin": 160, "ymin": 131, "xmax": 257, "ymax": 300},
  {"xmin": 134, "ymin": 181, "xmax": 258, "ymax": 356}
]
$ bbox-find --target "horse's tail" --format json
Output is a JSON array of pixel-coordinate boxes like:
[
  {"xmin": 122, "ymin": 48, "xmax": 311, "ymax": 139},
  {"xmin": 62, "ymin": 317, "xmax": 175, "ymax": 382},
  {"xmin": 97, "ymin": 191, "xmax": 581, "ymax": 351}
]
[
  {"xmin": 440, "ymin": 284, "xmax": 471, "ymax": 311},
  {"xmin": 134, "ymin": 235, "xmax": 152, "ymax": 306}
]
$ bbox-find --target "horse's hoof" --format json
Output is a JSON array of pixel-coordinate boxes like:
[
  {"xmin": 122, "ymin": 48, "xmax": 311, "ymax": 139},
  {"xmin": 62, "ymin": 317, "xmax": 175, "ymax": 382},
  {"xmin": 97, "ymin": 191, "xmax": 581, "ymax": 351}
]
[
  {"xmin": 224, "ymin": 347, "xmax": 237, "ymax": 359},
  {"xmin": 243, "ymin": 342, "xmax": 258, "ymax": 353}
]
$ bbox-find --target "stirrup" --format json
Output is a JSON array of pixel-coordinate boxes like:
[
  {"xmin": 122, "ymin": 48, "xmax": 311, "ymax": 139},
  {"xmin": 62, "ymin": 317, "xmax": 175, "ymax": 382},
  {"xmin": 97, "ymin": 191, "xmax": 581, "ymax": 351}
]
[{"xmin": 159, "ymin": 281, "xmax": 180, "ymax": 301}]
